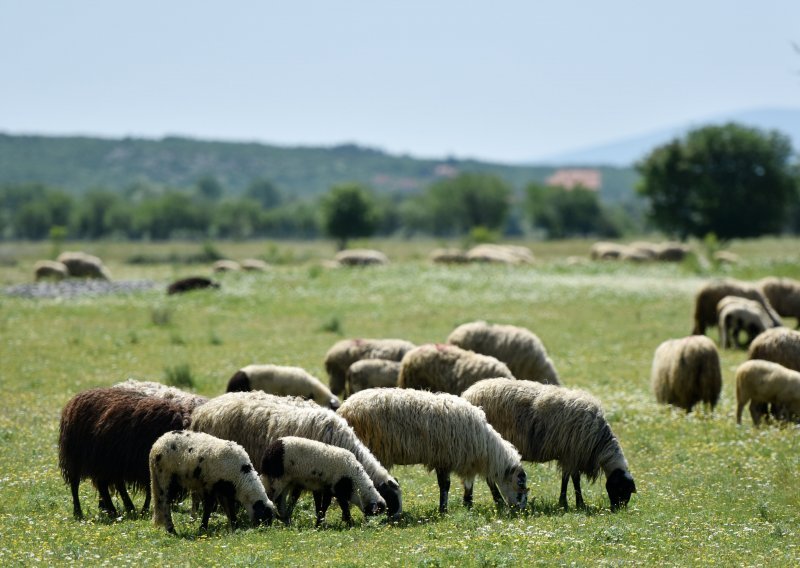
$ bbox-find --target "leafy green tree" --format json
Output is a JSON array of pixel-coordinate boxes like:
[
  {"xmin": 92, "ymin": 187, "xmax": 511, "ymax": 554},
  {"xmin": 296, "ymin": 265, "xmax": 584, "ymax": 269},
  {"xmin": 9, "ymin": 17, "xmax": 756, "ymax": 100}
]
[
  {"xmin": 637, "ymin": 123, "xmax": 799, "ymax": 240},
  {"xmin": 526, "ymin": 183, "xmax": 620, "ymax": 239},
  {"xmin": 133, "ymin": 190, "xmax": 211, "ymax": 240},
  {"xmin": 196, "ymin": 175, "xmax": 224, "ymax": 201},
  {"xmin": 419, "ymin": 173, "xmax": 511, "ymax": 236},
  {"xmin": 213, "ymin": 198, "xmax": 262, "ymax": 239},
  {"xmin": 73, "ymin": 189, "xmax": 123, "ymax": 239},
  {"xmin": 245, "ymin": 178, "xmax": 282, "ymax": 209},
  {"xmin": 321, "ymin": 183, "xmax": 378, "ymax": 249}
]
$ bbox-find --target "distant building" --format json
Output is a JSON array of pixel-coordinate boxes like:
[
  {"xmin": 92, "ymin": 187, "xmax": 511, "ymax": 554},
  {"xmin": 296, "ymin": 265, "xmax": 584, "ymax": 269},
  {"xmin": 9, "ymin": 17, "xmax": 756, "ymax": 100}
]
[{"xmin": 546, "ymin": 168, "xmax": 602, "ymax": 191}]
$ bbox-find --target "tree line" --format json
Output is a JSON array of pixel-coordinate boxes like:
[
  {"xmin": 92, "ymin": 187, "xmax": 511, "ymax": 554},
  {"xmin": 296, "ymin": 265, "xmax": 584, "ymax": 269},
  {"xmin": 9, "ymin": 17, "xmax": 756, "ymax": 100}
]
[{"xmin": 2, "ymin": 123, "xmax": 798, "ymax": 244}]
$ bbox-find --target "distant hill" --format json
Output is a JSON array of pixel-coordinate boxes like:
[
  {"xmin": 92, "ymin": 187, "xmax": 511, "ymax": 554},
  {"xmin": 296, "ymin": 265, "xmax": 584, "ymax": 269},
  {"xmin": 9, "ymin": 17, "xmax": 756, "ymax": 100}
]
[
  {"xmin": 537, "ymin": 107, "xmax": 800, "ymax": 166},
  {"xmin": 0, "ymin": 133, "xmax": 639, "ymax": 204}
]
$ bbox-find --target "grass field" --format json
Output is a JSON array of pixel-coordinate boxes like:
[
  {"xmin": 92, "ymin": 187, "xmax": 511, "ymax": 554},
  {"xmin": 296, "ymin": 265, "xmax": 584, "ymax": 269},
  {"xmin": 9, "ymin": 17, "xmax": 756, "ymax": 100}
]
[{"xmin": 1, "ymin": 237, "xmax": 799, "ymax": 566}]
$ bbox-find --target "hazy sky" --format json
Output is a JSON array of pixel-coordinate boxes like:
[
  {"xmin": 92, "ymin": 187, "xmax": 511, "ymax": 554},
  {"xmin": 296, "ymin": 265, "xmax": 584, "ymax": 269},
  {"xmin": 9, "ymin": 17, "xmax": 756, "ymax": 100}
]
[{"xmin": 2, "ymin": 1, "xmax": 799, "ymax": 162}]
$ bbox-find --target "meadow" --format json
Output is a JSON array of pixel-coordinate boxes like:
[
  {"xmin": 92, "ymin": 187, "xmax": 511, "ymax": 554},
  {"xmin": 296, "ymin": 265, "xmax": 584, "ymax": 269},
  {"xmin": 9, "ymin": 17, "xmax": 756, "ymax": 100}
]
[{"xmin": 0, "ymin": 237, "xmax": 798, "ymax": 566}]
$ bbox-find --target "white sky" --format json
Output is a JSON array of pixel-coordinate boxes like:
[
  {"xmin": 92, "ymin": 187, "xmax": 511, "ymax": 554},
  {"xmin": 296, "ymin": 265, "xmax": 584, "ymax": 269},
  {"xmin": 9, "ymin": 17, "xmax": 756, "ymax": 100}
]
[{"xmin": 2, "ymin": 1, "xmax": 799, "ymax": 163}]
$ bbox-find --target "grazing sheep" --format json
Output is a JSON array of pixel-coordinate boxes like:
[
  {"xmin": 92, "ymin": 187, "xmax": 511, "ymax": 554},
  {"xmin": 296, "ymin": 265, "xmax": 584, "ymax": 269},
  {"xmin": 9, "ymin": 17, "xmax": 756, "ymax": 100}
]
[
  {"xmin": 346, "ymin": 359, "xmax": 401, "ymax": 395},
  {"xmin": 748, "ymin": 327, "xmax": 800, "ymax": 371},
  {"xmin": 33, "ymin": 260, "xmax": 68, "ymax": 281},
  {"xmin": 226, "ymin": 364, "xmax": 340, "ymax": 410},
  {"xmin": 466, "ymin": 244, "xmax": 533, "ymax": 265},
  {"xmin": 397, "ymin": 343, "xmax": 515, "ymax": 395},
  {"xmin": 429, "ymin": 248, "xmax": 469, "ymax": 264},
  {"xmin": 716, "ymin": 296, "xmax": 775, "ymax": 349},
  {"xmin": 713, "ymin": 250, "xmax": 739, "ymax": 265},
  {"xmin": 260, "ymin": 436, "xmax": 386, "ymax": 526},
  {"xmin": 324, "ymin": 338, "xmax": 416, "ymax": 397},
  {"xmin": 590, "ymin": 241, "xmax": 627, "ymax": 260},
  {"xmin": 692, "ymin": 279, "xmax": 781, "ymax": 336},
  {"xmin": 149, "ymin": 430, "xmax": 275, "ymax": 533},
  {"xmin": 212, "ymin": 259, "xmax": 242, "ymax": 272},
  {"xmin": 655, "ymin": 242, "xmax": 690, "ymax": 262},
  {"xmin": 447, "ymin": 321, "xmax": 560, "ymax": 385},
  {"xmin": 334, "ymin": 249, "xmax": 388, "ymax": 266},
  {"xmin": 650, "ymin": 336, "xmax": 722, "ymax": 411},
  {"xmin": 190, "ymin": 391, "xmax": 403, "ymax": 518},
  {"xmin": 112, "ymin": 379, "xmax": 209, "ymax": 413},
  {"xmin": 241, "ymin": 258, "xmax": 270, "ymax": 272},
  {"xmin": 338, "ymin": 388, "xmax": 527, "ymax": 514},
  {"xmin": 735, "ymin": 360, "xmax": 800, "ymax": 426},
  {"xmin": 759, "ymin": 277, "xmax": 800, "ymax": 328},
  {"xmin": 462, "ymin": 378, "xmax": 636, "ymax": 511},
  {"xmin": 56, "ymin": 251, "xmax": 111, "ymax": 279},
  {"xmin": 58, "ymin": 388, "xmax": 190, "ymax": 519},
  {"xmin": 167, "ymin": 276, "xmax": 220, "ymax": 295}
]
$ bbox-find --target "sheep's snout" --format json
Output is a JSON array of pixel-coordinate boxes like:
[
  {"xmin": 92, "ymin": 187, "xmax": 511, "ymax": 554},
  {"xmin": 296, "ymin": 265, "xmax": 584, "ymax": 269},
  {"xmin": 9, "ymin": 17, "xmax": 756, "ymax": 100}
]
[
  {"xmin": 252, "ymin": 500, "xmax": 275, "ymax": 526},
  {"xmin": 606, "ymin": 469, "xmax": 636, "ymax": 511},
  {"xmin": 366, "ymin": 499, "xmax": 386, "ymax": 516},
  {"xmin": 328, "ymin": 397, "xmax": 341, "ymax": 410}
]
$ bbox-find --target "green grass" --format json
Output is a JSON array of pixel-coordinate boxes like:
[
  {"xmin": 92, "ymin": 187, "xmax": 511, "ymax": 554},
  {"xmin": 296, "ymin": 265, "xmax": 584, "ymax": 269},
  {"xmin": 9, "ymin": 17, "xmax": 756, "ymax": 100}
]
[{"xmin": 0, "ymin": 237, "xmax": 799, "ymax": 566}]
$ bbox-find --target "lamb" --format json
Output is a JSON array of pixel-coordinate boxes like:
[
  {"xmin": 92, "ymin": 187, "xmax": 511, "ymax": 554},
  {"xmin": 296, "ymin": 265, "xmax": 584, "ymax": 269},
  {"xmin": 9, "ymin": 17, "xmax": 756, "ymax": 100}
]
[
  {"xmin": 446, "ymin": 321, "xmax": 560, "ymax": 385},
  {"xmin": 58, "ymin": 387, "xmax": 190, "ymax": 519},
  {"xmin": 397, "ymin": 343, "xmax": 515, "ymax": 395},
  {"xmin": 735, "ymin": 360, "xmax": 800, "ymax": 425},
  {"xmin": 190, "ymin": 391, "xmax": 403, "ymax": 518},
  {"xmin": 324, "ymin": 338, "xmax": 416, "ymax": 397},
  {"xmin": 226, "ymin": 364, "xmax": 340, "ymax": 410},
  {"xmin": 56, "ymin": 251, "xmax": 111, "ymax": 279},
  {"xmin": 167, "ymin": 276, "xmax": 220, "ymax": 295},
  {"xmin": 346, "ymin": 359, "xmax": 401, "ymax": 394},
  {"xmin": 650, "ymin": 336, "xmax": 722, "ymax": 411},
  {"xmin": 149, "ymin": 430, "xmax": 275, "ymax": 533},
  {"xmin": 337, "ymin": 388, "xmax": 528, "ymax": 514},
  {"xmin": 112, "ymin": 379, "xmax": 209, "ymax": 413},
  {"xmin": 759, "ymin": 277, "xmax": 800, "ymax": 328},
  {"xmin": 692, "ymin": 279, "xmax": 781, "ymax": 336},
  {"xmin": 462, "ymin": 378, "xmax": 636, "ymax": 511},
  {"xmin": 716, "ymin": 296, "xmax": 776, "ymax": 349},
  {"xmin": 260, "ymin": 436, "xmax": 386, "ymax": 526},
  {"xmin": 33, "ymin": 260, "xmax": 68, "ymax": 281}
]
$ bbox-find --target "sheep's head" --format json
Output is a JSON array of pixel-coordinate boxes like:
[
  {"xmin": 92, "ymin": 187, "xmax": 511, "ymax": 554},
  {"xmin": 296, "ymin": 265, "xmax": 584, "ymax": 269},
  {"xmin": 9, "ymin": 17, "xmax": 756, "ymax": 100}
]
[
  {"xmin": 362, "ymin": 495, "xmax": 387, "ymax": 517},
  {"xmin": 376, "ymin": 478, "xmax": 402, "ymax": 519},
  {"xmin": 497, "ymin": 465, "xmax": 528, "ymax": 510},
  {"xmin": 250, "ymin": 499, "xmax": 276, "ymax": 527},
  {"xmin": 606, "ymin": 468, "xmax": 636, "ymax": 511}
]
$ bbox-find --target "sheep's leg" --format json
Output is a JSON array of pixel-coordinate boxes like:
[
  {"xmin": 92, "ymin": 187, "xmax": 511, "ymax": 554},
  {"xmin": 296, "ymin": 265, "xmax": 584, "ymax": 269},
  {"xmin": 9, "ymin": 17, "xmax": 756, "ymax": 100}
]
[
  {"xmin": 750, "ymin": 403, "xmax": 765, "ymax": 426},
  {"xmin": 70, "ymin": 477, "xmax": 83, "ymax": 519},
  {"xmin": 114, "ymin": 481, "xmax": 136, "ymax": 514},
  {"xmin": 435, "ymin": 469, "xmax": 450, "ymax": 514},
  {"xmin": 332, "ymin": 485, "xmax": 353, "ymax": 527},
  {"xmin": 220, "ymin": 494, "xmax": 238, "ymax": 530},
  {"xmin": 572, "ymin": 473, "xmax": 585, "ymax": 510},
  {"xmin": 140, "ymin": 484, "xmax": 151, "ymax": 515},
  {"xmin": 487, "ymin": 481, "xmax": 505, "ymax": 507},
  {"xmin": 313, "ymin": 488, "xmax": 333, "ymax": 527},
  {"xmin": 462, "ymin": 478, "xmax": 474, "ymax": 509},
  {"xmin": 284, "ymin": 486, "xmax": 302, "ymax": 523},
  {"xmin": 200, "ymin": 492, "xmax": 216, "ymax": 530},
  {"xmin": 559, "ymin": 473, "xmax": 569, "ymax": 510},
  {"xmin": 96, "ymin": 481, "xmax": 118, "ymax": 517}
]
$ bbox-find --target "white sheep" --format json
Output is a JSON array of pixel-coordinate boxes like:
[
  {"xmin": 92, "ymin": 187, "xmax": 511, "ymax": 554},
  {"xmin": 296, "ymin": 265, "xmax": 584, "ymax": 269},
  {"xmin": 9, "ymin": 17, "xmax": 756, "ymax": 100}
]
[
  {"xmin": 692, "ymin": 279, "xmax": 781, "ymax": 336},
  {"xmin": 747, "ymin": 327, "xmax": 800, "ymax": 420},
  {"xmin": 226, "ymin": 364, "xmax": 340, "ymax": 409},
  {"xmin": 466, "ymin": 244, "xmax": 534, "ymax": 265},
  {"xmin": 212, "ymin": 259, "xmax": 242, "ymax": 272},
  {"xmin": 333, "ymin": 249, "xmax": 388, "ymax": 266},
  {"xmin": 651, "ymin": 336, "xmax": 722, "ymax": 411},
  {"xmin": 56, "ymin": 251, "xmax": 111, "ymax": 279},
  {"xmin": 190, "ymin": 391, "xmax": 403, "ymax": 518},
  {"xmin": 259, "ymin": 436, "xmax": 386, "ymax": 526},
  {"xmin": 735, "ymin": 360, "xmax": 800, "ymax": 426},
  {"xmin": 337, "ymin": 388, "xmax": 528, "ymax": 514},
  {"xmin": 324, "ymin": 338, "xmax": 416, "ymax": 397},
  {"xmin": 345, "ymin": 359, "xmax": 401, "ymax": 394},
  {"xmin": 759, "ymin": 277, "xmax": 800, "ymax": 328},
  {"xmin": 462, "ymin": 378, "xmax": 636, "ymax": 511},
  {"xmin": 113, "ymin": 379, "xmax": 209, "ymax": 413},
  {"xmin": 446, "ymin": 321, "xmax": 560, "ymax": 385},
  {"xmin": 33, "ymin": 260, "xmax": 68, "ymax": 281},
  {"xmin": 397, "ymin": 343, "xmax": 515, "ymax": 395},
  {"xmin": 716, "ymin": 296, "xmax": 776, "ymax": 349},
  {"xmin": 149, "ymin": 430, "xmax": 275, "ymax": 533}
]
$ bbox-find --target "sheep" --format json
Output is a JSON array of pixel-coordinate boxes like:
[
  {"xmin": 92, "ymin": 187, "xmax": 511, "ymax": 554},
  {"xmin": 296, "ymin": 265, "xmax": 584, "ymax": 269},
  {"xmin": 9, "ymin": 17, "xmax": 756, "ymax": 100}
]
[
  {"xmin": 655, "ymin": 241, "xmax": 690, "ymax": 262},
  {"xmin": 58, "ymin": 387, "xmax": 190, "ymax": 519},
  {"xmin": 462, "ymin": 378, "xmax": 636, "ymax": 511},
  {"xmin": 212, "ymin": 259, "xmax": 242, "ymax": 272},
  {"xmin": 226, "ymin": 364, "xmax": 340, "ymax": 410},
  {"xmin": 747, "ymin": 327, "xmax": 800, "ymax": 419},
  {"xmin": 735, "ymin": 360, "xmax": 800, "ymax": 426},
  {"xmin": 167, "ymin": 276, "xmax": 220, "ymax": 295},
  {"xmin": 759, "ymin": 277, "xmax": 800, "ymax": 328},
  {"xmin": 190, "ymin": 391, "xmax": 403, "ymax": 519},
  {"xmin": 33, "ymin": 260, "xmax": 68, "ymax": 281},
  {"xmin": 397, "ymin": 343, "xmax": 515, "ymax": 395},
  {"xmin": 112, "ymin": 378, "xmax": 209, "ymax": 413},
  {"xmin": 260, "ymin": 436, "xmax": 386, "ymax": 526},
  {"xmin": 692, "ymin": 279, "xmax": 781, "ymax": 336},
  {"xmin": 429, "ymin": 248, "xmax": 469, "ymax": 264},
  {"xmin": 241, "ymin": 258, "xmax": 270, "ymax": 272},
  {"xmin": 446, "ymin": 321, "xmax": 560, "ymax": 385},
  {"xmin": 650, "ymin": 336, "xmax": 722, "ymax": 411},
  {"xmin": 346, "ymin": 359, "xmax": 401, "ymax": 395},
  {"xmin": 338, "ymin": 388, "xmax": 528, "ymax": 514},
  {"xmin": 149, "ymin": 430, "xmax": 275, "ymax": 533},
  {"xmin": 324, "ymin": 338, "xmax": 416, "ymax": 397},
  {"xmin": 334, "ymin": 249, "xmax": 388, "ymax": 266},
  {"xmin": 466, "ymin": 244, "xmax": 533, "ymax": 265},
  {"xmin": 716, "ymin": 296, "xmax": 775, "ymax": 349},
  {"xmin": 56, "ymin": 251, "xmax": 111, "ymax": 279},
  {"xmin": 589, "ymin": 241, "xmax": 627, "ymax": 260}
]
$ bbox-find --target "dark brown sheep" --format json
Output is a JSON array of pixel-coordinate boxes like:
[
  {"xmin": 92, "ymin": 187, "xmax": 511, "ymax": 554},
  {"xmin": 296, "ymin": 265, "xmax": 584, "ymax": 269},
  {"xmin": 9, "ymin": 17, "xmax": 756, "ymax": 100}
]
[
  {"xmin": 166, "ymin": 276, "xmax": 220, "ymax": 295},
  {"xmin": 58, "ymin": 387, "xmax": 190, "ymax": 519}
]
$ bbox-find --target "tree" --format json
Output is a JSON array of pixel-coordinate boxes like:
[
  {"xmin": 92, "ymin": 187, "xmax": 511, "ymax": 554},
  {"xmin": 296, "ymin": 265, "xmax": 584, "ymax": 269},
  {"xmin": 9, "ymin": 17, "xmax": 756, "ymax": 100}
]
[
  {"xmin": 321, "ymin": 183, "xmax": 378, "ymax": 249},
  {"xmin": 195, "ymin": 175, "xmax": 224, "ymax": 201},
  {"xmin": 637, "ymin": 123, "xmax": 799, "ymax": 240},
  {"xmin": 245, "ymin": 178, "xmax": 282, "ymax": 209},
  {"xmin": 526, "ymin": 183, "xmax": 620, "ymax": 239}
]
